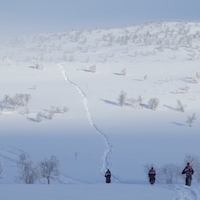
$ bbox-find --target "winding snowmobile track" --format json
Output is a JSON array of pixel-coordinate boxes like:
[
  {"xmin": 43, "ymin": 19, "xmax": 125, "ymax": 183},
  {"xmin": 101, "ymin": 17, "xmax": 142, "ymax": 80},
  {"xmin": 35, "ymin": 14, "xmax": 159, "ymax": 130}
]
[
  {"xmin": 166, "ymin": 184, "xmax": 200, "ymax": 200},
  {"xmin": 58, "ymin": 63, "xmax": 115, "ymax": 178}
]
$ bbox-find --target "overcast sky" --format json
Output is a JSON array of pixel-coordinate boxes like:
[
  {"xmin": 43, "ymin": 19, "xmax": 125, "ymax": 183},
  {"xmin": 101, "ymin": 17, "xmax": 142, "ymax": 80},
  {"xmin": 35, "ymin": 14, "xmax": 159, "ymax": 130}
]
[{"xmin": 0, "ymin": 0, "xmax": 200, "ymax": 36}]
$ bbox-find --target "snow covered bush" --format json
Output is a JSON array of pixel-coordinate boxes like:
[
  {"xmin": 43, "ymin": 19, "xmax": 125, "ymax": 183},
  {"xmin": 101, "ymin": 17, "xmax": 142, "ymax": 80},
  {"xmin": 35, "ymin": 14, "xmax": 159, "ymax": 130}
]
[
  {"xmin": 148, "ymin": 98, "xmax": 159, "ymax": 111},
  {"xmin": 121, "ymin": 68, "xmax": 127, "ymax": 76},
  {"xmin": 16, "ymin": 153, "xmax": 39, "ymax": 184},
  {"xmin": 38, "ymin": 155, "xmax": 60, "ymax": 184},
  {"xmin": 184, "ymin": 86, "xmax": 190, "ymax": 93},
  {"xmin": 128, "ymin": 95, "xmax": 143, "ymax": 109},
  {"xmin": 47, "ymin": 111, "xmax": 54, "ymax": 120},
  {"xmin": 157, "ymin": 164, "xmax": 182, "ymax": 184},
  {"xmin": 117, "ymin": 90, "xmax": 127, "ymax": 107},
  {"xmin": 36, "ymin": 112, "xmax": 43, "ymax": 122},
  {"xmin": 63, "ymin": 106, "xmax": 69, "ymax": 113},
  {"xmin": 144, "ymin": 74, "xmax": 148, "ymax": 81},
  {"xmin": 33, "ymin": 55, "xmax": 44, "ymax": 70},
  {"xmin": 196, "ymin": 72, "xmax": 200, "ymax": 79},
  {"xmin": 89, "ymin": 65, "xmax": 97, "ymax": 73},
  {"xmin": 1, "ymin": 93, "xmax": 32, "ymax": 112}
]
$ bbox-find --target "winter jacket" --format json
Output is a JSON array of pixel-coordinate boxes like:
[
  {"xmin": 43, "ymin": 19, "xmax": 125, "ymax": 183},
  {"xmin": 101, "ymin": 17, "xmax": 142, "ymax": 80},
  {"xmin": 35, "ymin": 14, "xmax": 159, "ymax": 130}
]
[
  {"xmin": 105, "ymin": 170, "xmax": 111, "ymax": 177},
  {"xmin": 148, "ymin": 168, "xmax": 156, "ymax": 177},
  {"xmin": 182, "ymin": 166, "xmax": 194, "ymax": 176}
]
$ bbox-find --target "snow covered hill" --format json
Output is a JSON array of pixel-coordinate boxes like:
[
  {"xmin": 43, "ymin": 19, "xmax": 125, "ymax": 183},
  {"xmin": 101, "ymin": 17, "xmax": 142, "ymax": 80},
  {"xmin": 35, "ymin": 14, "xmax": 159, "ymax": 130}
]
[{"xmin": 0, "ymin": 21, "xmax": 200, "ymax": 199}]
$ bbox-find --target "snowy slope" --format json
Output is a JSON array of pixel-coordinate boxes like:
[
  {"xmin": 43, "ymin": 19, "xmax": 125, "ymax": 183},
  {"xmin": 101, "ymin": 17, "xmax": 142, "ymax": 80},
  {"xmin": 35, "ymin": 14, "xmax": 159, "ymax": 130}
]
[{"xmin": 0, "ymin": 21, "xmax": 200, "ymax": 199}]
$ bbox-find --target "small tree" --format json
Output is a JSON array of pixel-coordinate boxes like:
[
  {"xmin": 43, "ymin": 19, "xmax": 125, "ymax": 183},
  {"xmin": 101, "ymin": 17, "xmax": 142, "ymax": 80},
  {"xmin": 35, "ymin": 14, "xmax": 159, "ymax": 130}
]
[
  {"xmin": 17, "ymin": 153, "xmax": 38, "ymax": 184},
  {"xmin": 128, "ymin": 95, "xmax": 143, "ymax": 109},
  {"xmin": 148, "ymin": 98, "xmax": 159, "ymax": 111},
  {"xmin": 186, "ymin": 113, "xmax": 196, "ymax": 127},
  {"xmin": 39, "ymin": 155, "xmax": 60, "ymax": 184},
  {"xmin": 157, "ymin": 164, "xmax": 181, "ymax": 184},
  {"xmin": 36, "ymin": 112, "xmax": 43, "ymax": 122},
  {"xmin": 121, "ymin": 68, "xmax": 127, "ymax": 76},
  {"xmin": 89, "ymin": 65, "xmax": 97, "ymax": 73},
  {"xmin": 144, "ymin": 74, "xmax": 148, "ymax": 81},
  {"xmin": 184, "ymin": 86, "xmax": 190, "ymax": 93},
  {"xmin": 177, "ymin": 99, "xmax": 186, "ymax": 112},
  {"xmin": 117, "ymin": 90, "xmax": 127, "ymax": 107},
  {"xmin": 63, "ymin": 106, "xmax": 69, "ymax": 113},
  {"xmin": 24, "ymin": 94, "xmax": 32, "ymax": 106}
]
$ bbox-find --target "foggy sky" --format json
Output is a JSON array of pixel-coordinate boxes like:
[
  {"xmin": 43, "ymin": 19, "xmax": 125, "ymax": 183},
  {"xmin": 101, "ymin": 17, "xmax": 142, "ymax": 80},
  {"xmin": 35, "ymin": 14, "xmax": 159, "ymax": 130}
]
[{"xmin": 1, "ymin": 0, "xmax": 200, "ymax": 36}]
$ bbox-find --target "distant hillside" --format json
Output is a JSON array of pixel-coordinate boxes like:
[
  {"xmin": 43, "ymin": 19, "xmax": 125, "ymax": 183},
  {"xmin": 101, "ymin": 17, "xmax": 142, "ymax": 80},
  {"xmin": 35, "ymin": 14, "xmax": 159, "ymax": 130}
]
[{"xmin": 1, "ymin": 21, "xmax": 200, "ymax": 64}]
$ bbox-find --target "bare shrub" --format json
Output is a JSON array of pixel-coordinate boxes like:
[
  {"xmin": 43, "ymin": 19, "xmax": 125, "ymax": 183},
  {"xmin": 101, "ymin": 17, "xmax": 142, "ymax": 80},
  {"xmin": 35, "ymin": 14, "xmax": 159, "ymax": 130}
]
[
  {"xmin": 196, "ymin": 72, "xmax": 200, "ymax": 79},
  {"xmin": 177, "ymin": 99, "xmax": 186, "ymax": 112},
  {"xmin": 186, "ymin": 113, "xmax": 196, "ymax": 127},
  {"xmin": 157, "ymin": 164, "xmax": 181, "ymax": 184},
  {"xmin": 47, "ymin": 111, "xmax": 54, "ymax": 120},
  {"xmin": 1, "ymin": 93, "xmax": 32, "ymax": 111},
  {"xmin": 89, "ymin": 65, "xmax": 97, "ymax": 73},
  {"xmin": 144, "ymin": 74, "xmax": 148, "ymax": 81},
  {"xmin": 128, "ymin": 95, "xmax": 143, "ymax": 109},
  {"xmin": 63, "ymin": 106, "xmax": 69, "ymax": 113},
  {"xmin": 148, "ymin": 98, "xmax": 159, "ymax": 111},
  {"xmin": 117, "ymin": 90, "xmax": 127, "ymax": 107},
  {"xmin": 34, "ymin": 55, "xmax": 44, "ymax": 70},
  {"xmin": 24, "ymin": 94, "xmax": 32, "ymax": 106},
  {"xmin": 121, "ymin": 68, "xmax": 127, "ymax": 76},
  {"xmin": 36, "ymin": 112, "xmax": 43, "ymax": 122},
  {"xmin": 184, "ymin": 86, "xmax": 190, "ymax": 93}
]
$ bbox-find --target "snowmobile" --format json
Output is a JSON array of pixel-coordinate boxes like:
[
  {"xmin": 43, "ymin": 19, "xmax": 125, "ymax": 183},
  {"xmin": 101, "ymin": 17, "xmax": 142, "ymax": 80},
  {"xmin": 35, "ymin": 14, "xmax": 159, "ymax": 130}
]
[
  {"xmin": 186, "ymin": 174, "xmax": 192, "ymax": 186},
  {"xmin": 106, "ymin": 175, "xmax": 111, "ymax": 183},
  {"xmin": 149, "ymin": 176, "xmax": 155, "ymax": 185},
  {"xmin": 105, "ymin": 169, "xmax": 111, "ymax": 183}
]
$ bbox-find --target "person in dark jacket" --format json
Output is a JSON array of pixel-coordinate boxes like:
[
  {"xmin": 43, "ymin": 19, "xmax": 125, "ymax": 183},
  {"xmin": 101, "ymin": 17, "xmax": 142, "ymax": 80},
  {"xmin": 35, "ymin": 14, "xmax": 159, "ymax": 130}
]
[
  {"xmin": 105, "ymin": 169, "xmax": 111, "ymax": 183},
  {"xmin": 182, "ymin": 162, "xmax": 194, "ymax": 186},
  {"xmin": 148, "ymin": 167, "xmax": 156, "ymax": 184}
]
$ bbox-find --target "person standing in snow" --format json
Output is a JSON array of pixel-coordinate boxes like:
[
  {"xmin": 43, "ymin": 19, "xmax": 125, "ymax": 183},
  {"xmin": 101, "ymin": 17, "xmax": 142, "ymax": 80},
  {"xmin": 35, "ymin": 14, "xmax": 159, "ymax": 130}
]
[
  {"xmin": 148, "ymin": 167, "xmax": 156, "ymax": 184},
  {"xmin": 105, "ymin": 169, "xmax": 111, "ymax": 183},
  {"xmin": 182, "ymin": 162, "xmax": 194, "ymax": 186}
]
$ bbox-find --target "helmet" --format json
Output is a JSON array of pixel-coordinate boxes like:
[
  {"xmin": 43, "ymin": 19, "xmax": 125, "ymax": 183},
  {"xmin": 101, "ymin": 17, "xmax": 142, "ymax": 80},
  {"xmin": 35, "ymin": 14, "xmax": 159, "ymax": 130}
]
[{"xmin": 187, "ymin": 162, "xmax": 190, "ymax": 165}]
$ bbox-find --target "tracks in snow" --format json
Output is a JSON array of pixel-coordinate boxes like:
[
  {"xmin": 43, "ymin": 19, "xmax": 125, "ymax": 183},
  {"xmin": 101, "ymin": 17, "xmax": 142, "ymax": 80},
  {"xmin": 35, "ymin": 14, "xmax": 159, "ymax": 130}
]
[
  {"xmin": 166, "ymin": 184, "xmax": 200, "ymax": 200},
  {"xmin": 58, "ymin": 64, "xmax": 114, "ymax": 177}
]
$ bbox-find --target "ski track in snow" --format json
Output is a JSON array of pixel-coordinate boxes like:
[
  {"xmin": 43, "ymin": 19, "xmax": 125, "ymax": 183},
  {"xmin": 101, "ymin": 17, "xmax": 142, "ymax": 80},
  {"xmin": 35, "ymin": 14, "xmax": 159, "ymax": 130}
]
[
  {"xmin": 0, "ymin": 146, "xmax": 26, "ymax": 163},
  {"xmin": 57, "ymin": 63, "xmax": 121, "ymax": 180},
  {"xmin": 166, "ymin": 184, "xmax": 200, "ymax": 200}
]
